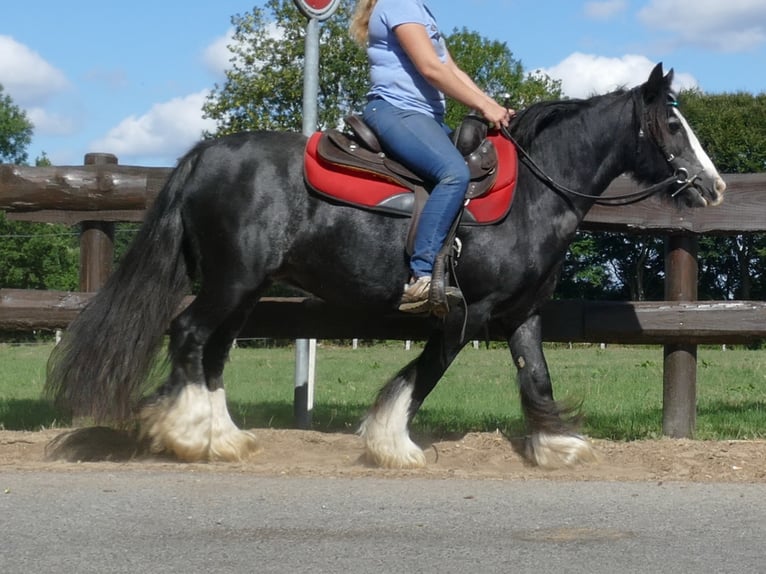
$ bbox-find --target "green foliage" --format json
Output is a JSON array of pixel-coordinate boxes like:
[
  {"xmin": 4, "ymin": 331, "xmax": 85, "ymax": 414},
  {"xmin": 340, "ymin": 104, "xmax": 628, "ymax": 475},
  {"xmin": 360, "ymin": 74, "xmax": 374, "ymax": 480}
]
[
  {"xmin": 0, "ymin": 87, "xmax": 78, "ymax": 294},
  {"xmin": 35, "ymin": 152, "xmax": 51, "ymax": 167},
  {"xmin": 0, "ymin": 84, "xmax": 33, "ymax": 165},
  {"xmin": 0, "ymin": 213, "xmax": 79, "ymax": 290},
  {"xmin": 442, "ymin": 28, "xmax": 561, "ymax": 127},
  {"xmin": 558, "ymin": 232, "xmax": 666, "ymax": 301},
  {"xmin": 680, "ymin": 91, "xmax": 766, "ymax": 300},
  {"xmin": 680, "ymin": 90, "xmax": 766, "ymax": 174}
]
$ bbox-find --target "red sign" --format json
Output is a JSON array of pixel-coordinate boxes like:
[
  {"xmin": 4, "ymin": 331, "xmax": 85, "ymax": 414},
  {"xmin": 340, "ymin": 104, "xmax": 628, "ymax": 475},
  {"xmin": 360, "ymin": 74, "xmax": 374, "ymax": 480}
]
[{"xmin": 294, "ymin": 0, "xmax": 341, "ymax": 20}]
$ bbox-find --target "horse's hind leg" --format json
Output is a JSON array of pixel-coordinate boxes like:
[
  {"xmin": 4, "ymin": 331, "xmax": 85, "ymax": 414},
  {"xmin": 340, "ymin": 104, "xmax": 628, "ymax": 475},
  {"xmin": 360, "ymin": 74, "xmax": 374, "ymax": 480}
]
[
  {"xmin": 201, "ymin": 299, "xmax": 262, "ymax": 461},
  {"xmin": 507, "ymin": 313, "xmax": 598, "ymax": 468},
  {"xmin": 140, "ymin": 286, "xmax": 260, "ymax": 462}
]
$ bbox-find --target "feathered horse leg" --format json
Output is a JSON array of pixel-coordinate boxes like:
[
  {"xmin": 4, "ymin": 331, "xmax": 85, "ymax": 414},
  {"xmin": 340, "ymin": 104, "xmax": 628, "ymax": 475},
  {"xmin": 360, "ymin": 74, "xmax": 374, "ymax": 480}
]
[
  {"xmin": 140, "ymin": 288, "xmax": 260, "ymax": 462},
  {"xmin": 507, "ymin": 314, "xmax": 598, "ymax": 468}
]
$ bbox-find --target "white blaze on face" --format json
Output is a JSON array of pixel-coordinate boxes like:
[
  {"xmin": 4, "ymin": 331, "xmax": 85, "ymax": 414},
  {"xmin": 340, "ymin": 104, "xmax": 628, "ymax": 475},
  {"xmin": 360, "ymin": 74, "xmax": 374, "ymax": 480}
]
[{"xmin": 672, "ymin": 107, "xmax": 727, "ymax": 201}]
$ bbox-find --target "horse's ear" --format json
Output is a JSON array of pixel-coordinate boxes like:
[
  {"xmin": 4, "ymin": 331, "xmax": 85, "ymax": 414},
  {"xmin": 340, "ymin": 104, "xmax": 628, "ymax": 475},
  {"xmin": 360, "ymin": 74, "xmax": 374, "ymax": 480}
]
[
  {"xmin": 664, "ymin": 68, "xmax": 675, "ymax": 87},
  {"xmin": 642, "ymin": 63, "xmax": 665, "ymax": 103}
]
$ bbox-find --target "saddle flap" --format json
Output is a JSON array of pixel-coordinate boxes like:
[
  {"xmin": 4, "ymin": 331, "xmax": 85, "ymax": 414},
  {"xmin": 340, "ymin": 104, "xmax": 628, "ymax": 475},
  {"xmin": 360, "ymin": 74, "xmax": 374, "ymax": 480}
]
[
  {"xmin": 319, "ymin": 130, "xmax": 385, "ymax": 169},
  {"xmin": 317, "ymin": 130, "xmax": 419, "ymax": 190}
]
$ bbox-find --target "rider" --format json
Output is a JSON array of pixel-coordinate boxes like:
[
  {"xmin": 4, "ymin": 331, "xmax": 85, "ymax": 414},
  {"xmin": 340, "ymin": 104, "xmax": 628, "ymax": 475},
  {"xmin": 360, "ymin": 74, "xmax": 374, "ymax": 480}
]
[{"xmin": 350, "ymin": 0, "xmax": 513, "ymax": 313}]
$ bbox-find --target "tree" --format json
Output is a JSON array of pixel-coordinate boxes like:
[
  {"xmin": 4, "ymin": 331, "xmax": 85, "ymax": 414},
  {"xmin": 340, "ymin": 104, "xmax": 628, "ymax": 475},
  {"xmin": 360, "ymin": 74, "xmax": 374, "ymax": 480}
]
[
  {"xmin": 0, "ymin": 217, "xmax": 78, "ymax": 290},
  {"xmin": 0, "ymin": 84, "xmax": 32, "ymax": 165},
  {"xmin": 203, "ymin": 0, "xmax": 561, "ymax": 135},
  {"xmin": 204, "ymin": 0, "xmax": 368, "ymax": 134},
  {"xmin": 0, "ymin": 88, "xmax": 79, "ymax": 293},
  {"xmin": 681, "ymin": 92, "xmax": 766, "ymax": 301},
  {"xmin": 681, "ymin": 91, "xmax": 766, "ymax": 174},
  {"xmin": 557, "ymin": 232, "xmax": 666, "ymax": 301},
  {"xmin": 442, "ymin": 28, "xmax": 561, "ymax": 126}
]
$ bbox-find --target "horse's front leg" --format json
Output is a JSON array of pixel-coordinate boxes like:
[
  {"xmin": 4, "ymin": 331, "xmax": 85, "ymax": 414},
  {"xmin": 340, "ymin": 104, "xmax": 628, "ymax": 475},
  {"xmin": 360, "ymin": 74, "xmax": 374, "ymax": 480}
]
[
  {"xmin": 360, "ymin": 326, "xmax": 466, "ymax": 468},
  {"xmin": 507, "ymin": 313, "xmax": 598, "ymax": 468}
]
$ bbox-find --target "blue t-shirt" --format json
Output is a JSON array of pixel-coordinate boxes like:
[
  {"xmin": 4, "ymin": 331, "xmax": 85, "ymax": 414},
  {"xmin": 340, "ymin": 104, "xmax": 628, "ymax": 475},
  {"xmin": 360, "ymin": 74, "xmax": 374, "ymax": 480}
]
[{"xmin": 366, "ymin": 0, "xmax": 447, "ymax": 120}]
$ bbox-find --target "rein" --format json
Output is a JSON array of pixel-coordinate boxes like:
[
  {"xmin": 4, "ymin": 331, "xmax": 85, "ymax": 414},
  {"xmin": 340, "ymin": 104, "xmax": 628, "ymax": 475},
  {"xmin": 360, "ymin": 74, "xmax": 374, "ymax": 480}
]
[{"xmin": 496, "ymin": 94, "xmax": 700, "ymax": 207}]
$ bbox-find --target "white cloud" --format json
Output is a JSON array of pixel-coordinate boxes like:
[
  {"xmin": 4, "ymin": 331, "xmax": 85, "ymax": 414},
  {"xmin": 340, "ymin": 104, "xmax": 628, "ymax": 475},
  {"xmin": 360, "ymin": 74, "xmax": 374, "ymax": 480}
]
[
  {"xmin": 0, "ymin": 35, "xmax": 69, "ymax": 105},
  {"xmin": 202, "ymin": 28, "xmax": 235, "ymax": 77},
  {"xmin": 584, "ymin": 0, "xmax": 628, "ymax": 20},
  {"xmin": 535, "ymin": 53, "xmax": 698, "ymax": 99},
  {"xmin": 202, "ymin": 22, "xmax": 284, "ymax": 77},
  {"xmin": 25, "ymin": 107, "xmax": 77, "ymax": 136},
  {"xmin": 639, "ymin": 0, "xmax": 766, "ymax": 52},
  {"xmin": 90, "ymin": 90, "xmax": 216, "ymax": 164}
]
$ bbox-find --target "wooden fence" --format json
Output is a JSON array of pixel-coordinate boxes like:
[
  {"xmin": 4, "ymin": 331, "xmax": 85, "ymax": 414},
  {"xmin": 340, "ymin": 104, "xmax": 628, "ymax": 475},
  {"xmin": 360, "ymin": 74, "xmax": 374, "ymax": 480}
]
[{"xmin": 1, "ymin": 152, "xmax": 766, "ymax": 438}]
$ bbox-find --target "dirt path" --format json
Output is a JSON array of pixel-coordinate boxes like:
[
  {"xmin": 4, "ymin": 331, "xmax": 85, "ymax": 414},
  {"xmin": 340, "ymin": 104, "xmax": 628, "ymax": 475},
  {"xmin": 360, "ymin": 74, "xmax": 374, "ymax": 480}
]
[{"xmin": 2, "ymin": 428, "xmax": 765, "ymax": 482}]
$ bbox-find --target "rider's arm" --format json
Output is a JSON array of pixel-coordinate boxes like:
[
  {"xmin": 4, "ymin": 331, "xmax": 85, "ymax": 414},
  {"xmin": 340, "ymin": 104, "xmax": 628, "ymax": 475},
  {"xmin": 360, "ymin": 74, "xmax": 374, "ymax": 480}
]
[{"xmin": 394, "ymin": 23, "xmax": 511, "ymax": 127}]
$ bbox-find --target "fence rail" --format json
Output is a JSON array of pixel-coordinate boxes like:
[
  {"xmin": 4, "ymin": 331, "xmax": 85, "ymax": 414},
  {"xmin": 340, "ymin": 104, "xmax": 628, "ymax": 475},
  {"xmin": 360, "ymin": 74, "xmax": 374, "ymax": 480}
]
[
  {"xmin": 1, "ymin": 154, "xmax": 765, "ymax": 439},
  {"xmin": 3, "ymin": 289, "xmax": 766, "ymax": 344}
]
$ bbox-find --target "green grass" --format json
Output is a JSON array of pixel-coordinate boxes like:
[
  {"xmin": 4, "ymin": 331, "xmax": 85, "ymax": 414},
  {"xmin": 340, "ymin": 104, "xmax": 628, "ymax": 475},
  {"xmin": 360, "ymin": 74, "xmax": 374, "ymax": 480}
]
[{"xmin": 2, "ymin": 342, "xmax": 766, "ymax": 440}]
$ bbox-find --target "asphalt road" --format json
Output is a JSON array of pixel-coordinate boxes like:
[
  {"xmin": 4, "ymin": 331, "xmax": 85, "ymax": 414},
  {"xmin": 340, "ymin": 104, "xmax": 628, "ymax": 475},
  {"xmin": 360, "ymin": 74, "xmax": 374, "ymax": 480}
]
[{"xmin": 2, "ymin": 470, "xmax": 765, "ymax": 573}]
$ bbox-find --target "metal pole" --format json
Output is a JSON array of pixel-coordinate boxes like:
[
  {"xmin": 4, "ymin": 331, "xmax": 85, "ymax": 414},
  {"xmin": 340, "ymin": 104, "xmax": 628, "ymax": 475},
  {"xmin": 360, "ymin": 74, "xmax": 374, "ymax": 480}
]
[
  {"xmin": 301, "ymin": 17, "xmax": 320, "ymax": 137},
  {"xmin": 294, "ymin": 16, "xmax": 320, "ymax": 430}
]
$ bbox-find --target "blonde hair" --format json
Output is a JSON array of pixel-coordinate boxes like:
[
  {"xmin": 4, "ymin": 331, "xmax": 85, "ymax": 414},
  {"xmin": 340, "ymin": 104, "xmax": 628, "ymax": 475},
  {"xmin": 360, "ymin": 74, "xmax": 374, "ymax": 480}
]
[{"xmin": 349, "ymin": 0, "xmax": 378, "ymax": 47}]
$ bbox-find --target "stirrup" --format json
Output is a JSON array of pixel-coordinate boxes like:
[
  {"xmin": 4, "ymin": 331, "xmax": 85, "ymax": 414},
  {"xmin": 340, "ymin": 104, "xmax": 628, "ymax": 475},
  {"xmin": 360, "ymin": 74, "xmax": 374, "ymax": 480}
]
[
  {"xmin": 429, "ymin": 285, "xmax": 463, "ymax": 318},
  {"xmin": 428, "ymin": 246, "xmax": 464, "ymax": 317}
]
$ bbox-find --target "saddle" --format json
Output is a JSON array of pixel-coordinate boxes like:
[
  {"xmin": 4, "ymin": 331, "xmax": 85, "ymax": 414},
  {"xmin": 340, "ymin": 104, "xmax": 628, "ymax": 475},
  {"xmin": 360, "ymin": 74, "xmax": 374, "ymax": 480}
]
[
  {"xmin": 305, "ymin": 115, "xmax": 517, "ymax": 227},
  {"xmin": 318, "ymin": 114, "xmax": 499, "ymax": 206}
]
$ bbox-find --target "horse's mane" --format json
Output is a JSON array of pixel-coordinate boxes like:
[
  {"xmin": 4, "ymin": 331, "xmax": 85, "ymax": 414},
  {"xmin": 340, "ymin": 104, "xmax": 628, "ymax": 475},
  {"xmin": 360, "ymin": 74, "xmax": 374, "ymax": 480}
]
[
  {"xmin": 510, "ymin": 88, "xmax": 636, "ymax": 148},
  {"xmin": 511, "ymin": 80, "xmax": 675, "ymax": 153}
]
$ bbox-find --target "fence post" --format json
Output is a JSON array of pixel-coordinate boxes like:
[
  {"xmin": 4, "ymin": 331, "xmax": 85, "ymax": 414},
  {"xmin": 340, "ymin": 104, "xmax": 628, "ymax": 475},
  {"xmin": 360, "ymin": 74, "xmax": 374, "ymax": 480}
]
[
  {"xmin": 79, "ymin": 153, "xmax": 117, "ymax": 292},
  {"xmin": 662, "ymin": 233, "xmax": 698, "ymax": 438}
]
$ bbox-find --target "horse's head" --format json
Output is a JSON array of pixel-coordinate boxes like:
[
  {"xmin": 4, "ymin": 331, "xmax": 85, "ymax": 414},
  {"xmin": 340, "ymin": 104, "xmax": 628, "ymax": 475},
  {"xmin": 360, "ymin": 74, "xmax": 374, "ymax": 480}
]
[{"xmin": 636, "ymin": 63, "xmax": 726, "ymax": 207}]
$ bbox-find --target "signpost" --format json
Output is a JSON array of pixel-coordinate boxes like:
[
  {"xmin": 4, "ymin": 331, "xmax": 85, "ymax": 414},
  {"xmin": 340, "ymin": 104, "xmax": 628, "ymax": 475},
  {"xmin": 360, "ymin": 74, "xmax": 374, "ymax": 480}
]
[{"xmin": 292, "ymin": 0, "xmax": 341, "ymax": 429}]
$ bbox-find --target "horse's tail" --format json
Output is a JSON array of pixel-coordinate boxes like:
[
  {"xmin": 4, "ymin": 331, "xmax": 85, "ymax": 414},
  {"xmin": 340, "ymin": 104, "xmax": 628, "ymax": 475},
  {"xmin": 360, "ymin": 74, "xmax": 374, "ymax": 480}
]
[{"xmin": 45, "ymin": 150, "xmax": 199, "ymax": 423}]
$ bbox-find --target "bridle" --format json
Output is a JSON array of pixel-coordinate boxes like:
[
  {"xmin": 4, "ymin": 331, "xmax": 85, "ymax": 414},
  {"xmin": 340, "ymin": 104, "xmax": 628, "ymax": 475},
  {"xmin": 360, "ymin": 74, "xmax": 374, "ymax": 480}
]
[
  {"xmin": 641, "ymin": 97, "xmax": 705, "ymax": 200},
  {"xmin": 497, "ymin": 90, "xmax": 702, "ymax": 206}
]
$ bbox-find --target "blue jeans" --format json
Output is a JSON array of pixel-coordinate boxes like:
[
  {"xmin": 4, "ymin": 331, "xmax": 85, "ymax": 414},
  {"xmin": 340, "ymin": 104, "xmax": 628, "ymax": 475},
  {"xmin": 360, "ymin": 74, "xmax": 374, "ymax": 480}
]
[{"xmin": 363, "ymin": 99, "xmax": 469, "ymax": 279}]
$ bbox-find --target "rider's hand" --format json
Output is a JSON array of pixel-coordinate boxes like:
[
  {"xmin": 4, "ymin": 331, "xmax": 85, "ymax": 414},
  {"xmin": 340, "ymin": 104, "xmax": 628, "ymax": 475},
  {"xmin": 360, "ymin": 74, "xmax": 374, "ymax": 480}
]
[{"xmin": 480, "ymin": 98, "xmax": 515, "ymax": 128}]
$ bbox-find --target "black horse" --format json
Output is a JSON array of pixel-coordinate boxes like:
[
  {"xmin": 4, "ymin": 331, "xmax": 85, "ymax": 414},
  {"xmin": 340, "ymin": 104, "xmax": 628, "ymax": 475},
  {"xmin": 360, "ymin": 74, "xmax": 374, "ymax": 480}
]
[{"xmin": 46, "ymin": 64, "xmax": 725, "ymax": 468}]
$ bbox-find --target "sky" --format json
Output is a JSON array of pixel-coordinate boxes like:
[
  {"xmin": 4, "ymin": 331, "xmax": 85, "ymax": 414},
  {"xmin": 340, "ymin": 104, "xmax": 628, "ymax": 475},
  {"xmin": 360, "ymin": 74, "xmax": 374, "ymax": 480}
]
[{"xmin": 1, "ymin": 0, "xmax": 764, "ymax": 167}]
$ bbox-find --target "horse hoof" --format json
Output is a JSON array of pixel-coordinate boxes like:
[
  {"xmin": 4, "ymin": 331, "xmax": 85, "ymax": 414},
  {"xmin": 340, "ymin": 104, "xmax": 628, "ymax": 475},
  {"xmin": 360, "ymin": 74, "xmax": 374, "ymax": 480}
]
[
  {"xmin": 139, "ymin": 386, "xmax": 213, "ymax": 461},
  {"xmin": 209, "ymin": 429, "xmax": 259, "ymax": 462},
  {"xmin": 525, "ymin": 432, "xmax": 599, "ymax": 469},
  {"xmin": 360, "ymin": 430, "xmax": 427, "ymax": 469},
  {"xmin": 364, "ymin": 442, "xmax": 427, "ymax": 469}
]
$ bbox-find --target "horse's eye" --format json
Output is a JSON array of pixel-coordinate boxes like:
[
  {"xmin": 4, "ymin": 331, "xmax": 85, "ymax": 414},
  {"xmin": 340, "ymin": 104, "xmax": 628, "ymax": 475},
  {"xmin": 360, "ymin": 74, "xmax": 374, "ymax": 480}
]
[{"xmin": 668, "ymin": 116, "xmax": 682, "ymax": 134}]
